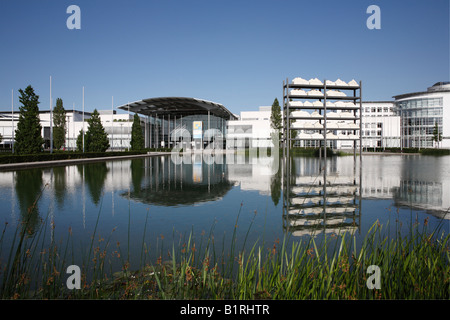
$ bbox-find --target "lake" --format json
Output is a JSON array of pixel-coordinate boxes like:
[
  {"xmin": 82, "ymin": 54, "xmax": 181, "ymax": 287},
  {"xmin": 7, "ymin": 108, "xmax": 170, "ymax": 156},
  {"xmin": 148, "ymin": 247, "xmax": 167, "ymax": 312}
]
[{"xmin": 0, "ymin": 153, "xmax": 448, "ymax": 275}]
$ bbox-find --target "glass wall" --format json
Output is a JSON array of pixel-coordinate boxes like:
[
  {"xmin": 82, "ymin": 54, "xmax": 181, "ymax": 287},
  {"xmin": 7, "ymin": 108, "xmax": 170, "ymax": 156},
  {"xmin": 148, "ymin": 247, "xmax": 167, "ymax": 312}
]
[
  {"xmin": 146, "ymin": 114, "xmax": 227, "ymax": 149},
  {"xmin": 394, "ymin": 97, "xmax": 443, "ymax": 148}
]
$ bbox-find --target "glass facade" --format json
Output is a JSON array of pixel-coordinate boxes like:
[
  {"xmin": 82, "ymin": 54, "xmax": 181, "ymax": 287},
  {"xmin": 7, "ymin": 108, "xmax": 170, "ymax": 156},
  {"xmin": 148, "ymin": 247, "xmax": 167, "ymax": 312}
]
[
  {"xmin": 394, "ymin": 97, "xmax": 443, "ymax": 148},
  {"xmin": 147, "ymin": 114, "xmax": 227, "ymax": 149}
]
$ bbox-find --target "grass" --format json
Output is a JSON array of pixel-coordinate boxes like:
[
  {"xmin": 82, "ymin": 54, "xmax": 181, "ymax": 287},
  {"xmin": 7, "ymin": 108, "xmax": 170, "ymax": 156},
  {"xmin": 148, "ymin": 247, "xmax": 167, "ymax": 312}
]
[{"xmin": 0, "ymin": 194, "xmax": 448, "ymax": 300}]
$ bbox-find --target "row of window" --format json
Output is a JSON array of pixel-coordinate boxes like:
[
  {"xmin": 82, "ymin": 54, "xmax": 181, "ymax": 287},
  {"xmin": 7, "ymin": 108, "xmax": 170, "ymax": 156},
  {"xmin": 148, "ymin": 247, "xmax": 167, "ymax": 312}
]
[
  {"xmin": 395, "ymin": 97, "xmax": 443, "ymax": 110},
  {"xmin": 399, "ymin": 107, "xmax": 443, "ymax": 117},
  {"xmin": 402, "ymin": 117, "xmax": 442, "ymax": 126},
  {"xmin": 362, "ymin": 130, "xmax": 382, "ymax": 136},
  {"xmin": 364, "ymin": 107, "xmax": 393, "ymax": 113},
  {"xmin": 363, "ymin": 123, "xmax": 383, "ymax": 129},
  {"xmin": 403, "ymin": 127, "xmax": 440, "ymax": 136}
]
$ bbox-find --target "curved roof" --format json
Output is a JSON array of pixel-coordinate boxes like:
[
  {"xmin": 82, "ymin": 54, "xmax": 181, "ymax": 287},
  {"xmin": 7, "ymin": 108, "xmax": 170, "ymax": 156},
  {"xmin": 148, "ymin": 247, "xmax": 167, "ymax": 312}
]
[
  {"xmin": 432, "ymin": 81, "xmax": 450, "ymax": 87},
  {"xmin": 393, "ymin": 81, "xmax": 450, "ymax": 100},
  {"xmin": 117, "ymin": 97, "xmax": 237, "ymax": 120}
]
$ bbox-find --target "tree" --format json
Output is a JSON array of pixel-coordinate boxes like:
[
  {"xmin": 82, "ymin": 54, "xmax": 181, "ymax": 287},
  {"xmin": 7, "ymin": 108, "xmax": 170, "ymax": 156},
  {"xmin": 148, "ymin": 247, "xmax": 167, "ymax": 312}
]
[
  {"xmin": 0, "ymin": 133, "xmax": 2, "ymax": 144},
  {"xmin": 130, "ymin": 113, "xmax": 144, "ymax": 150},
  {"xmin": 84, "ymin": 109, "xmax": 110, "ymax": 152},
  {"xmin": 53, "ymin": 98, "xmax": 66, "ymax": 150},
  {"xmin": 432, "ymin": 122, "xmax": 442, "ymax": 148},
  {"xmin": 76, "ymin": 129, "xmax": 84, "ymax": 152},
  {"xmin": 288, "ymin": 108, "xmax": 298, "ymax": 148},
  {"xmin": 14, "ymin": 85, "xmax": 44, "ymax": 154},
  {"xmin": 270, "ymin": 98, "xmax": 282, "ymax": 147}
]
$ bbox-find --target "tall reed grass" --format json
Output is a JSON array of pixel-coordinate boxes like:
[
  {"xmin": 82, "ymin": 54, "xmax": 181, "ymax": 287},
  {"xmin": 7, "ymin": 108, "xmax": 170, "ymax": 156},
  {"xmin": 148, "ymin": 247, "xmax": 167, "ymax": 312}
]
[{"xmin": 0, "ymin": 192, "xmax": 448, "ymax": 300}]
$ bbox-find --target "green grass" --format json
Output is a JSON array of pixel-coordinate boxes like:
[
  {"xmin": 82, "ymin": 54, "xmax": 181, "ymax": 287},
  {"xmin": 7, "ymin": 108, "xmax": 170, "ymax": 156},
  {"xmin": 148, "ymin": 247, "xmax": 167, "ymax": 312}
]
[
  {"xmin": 1, "ymin": 197, "xmax": 448, "ymax": 300},
  {"xmin": 420, "ymin": 148, "xmax": 450, "ymax": 156},
  {"xmin": 0, "ymin": 150, "xmax": 149, "ymax": 165}
]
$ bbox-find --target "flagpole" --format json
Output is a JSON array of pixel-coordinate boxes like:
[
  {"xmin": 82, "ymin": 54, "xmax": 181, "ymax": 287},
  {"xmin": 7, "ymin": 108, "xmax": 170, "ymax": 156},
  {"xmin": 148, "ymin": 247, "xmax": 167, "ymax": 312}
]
[
  {"xmin": 112, "ymin": 96, "xmax": 114, "ymax": 151},
  {"xmin": 73, "ymin": 102, "xmax": 75, "ymax": 151},
  {"xmin": 11, "ymin": 89, "xmax": 14, "ymax": 154},
  {"xmin": 82, "ymin": 86, "xmax": 85, "ymax": 153},
  {"xmin": 50, "ymin": 76, "xmax": 53, "ymax": 154}
]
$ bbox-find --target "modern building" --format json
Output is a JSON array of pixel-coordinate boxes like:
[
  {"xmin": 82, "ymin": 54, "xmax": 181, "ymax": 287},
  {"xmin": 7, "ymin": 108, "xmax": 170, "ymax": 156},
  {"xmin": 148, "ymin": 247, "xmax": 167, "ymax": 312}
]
[
  {"xmin": 360, "ymin": 101, "xmax": 401, "ymax": 149},
  {"xmin": 1, "ymin": 97, "xmax": 235, "ymax": 152},
  {"xmin": 0, "ymin": 109, "xmax": 134, "ymax": 151},
  {"xmin": 226, "ymin": 106, "xmax": 274, "ymax": 149},
  {"xmin": 118, "ymin": 97, "xmax": 236, "ymax": 150},
  {"xmin": 393, "ymin": 82, "xmax": 450, "ymax": 149},
  {"xmin": 0, "ymin": 109, "xmax": 91, "ymax": 151}
]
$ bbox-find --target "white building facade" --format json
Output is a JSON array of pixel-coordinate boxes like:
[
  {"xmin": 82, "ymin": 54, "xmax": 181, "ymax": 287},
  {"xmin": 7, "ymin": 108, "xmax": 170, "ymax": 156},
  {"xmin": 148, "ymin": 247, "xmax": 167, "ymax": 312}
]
[
  {"xmin": 226, "ymin": 106, "xmax": 275, "ymax": 149},
  {"xmin": 0, "ymin": 109, "xmax": 134, "ymax": 151},
  {"xmin": 393, "ymin": 82, "xmax": 450, "ymax": 149},
  {"xmin": 360, "ymin": 101, "xmax": 401, "ymax": 149}
]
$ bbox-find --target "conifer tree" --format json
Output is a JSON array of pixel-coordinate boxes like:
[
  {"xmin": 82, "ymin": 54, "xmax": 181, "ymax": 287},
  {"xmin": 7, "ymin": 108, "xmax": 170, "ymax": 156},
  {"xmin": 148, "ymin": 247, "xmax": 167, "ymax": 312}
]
[
  {"xmin": 76, "ymin": 129, "xmax": 84, "ymax": 152},
  {"xmin": 14, "ymin": 85, "xmax": 44, "ymax": 154},
  {"xmin": 270, "ymin": 98, "xmax": 282, "ymax": 147},
  {"xmin": 84, "ymin": 109, "xmax": 110, "ymax": 152},
  {"xmin": 53, "ymin": 98, "xmax": 66, "ymax": 150},
  {"xmin": 130, "ymin": 113, "xmax": 144, "ymax": 150}
]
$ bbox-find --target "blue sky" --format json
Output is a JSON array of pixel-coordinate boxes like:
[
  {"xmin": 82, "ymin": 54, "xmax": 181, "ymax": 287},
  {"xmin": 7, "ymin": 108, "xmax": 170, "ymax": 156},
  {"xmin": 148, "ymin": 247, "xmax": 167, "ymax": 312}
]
[{"xmin": 0, "ymin": 0, "xmax": 448, "ymax": 115}]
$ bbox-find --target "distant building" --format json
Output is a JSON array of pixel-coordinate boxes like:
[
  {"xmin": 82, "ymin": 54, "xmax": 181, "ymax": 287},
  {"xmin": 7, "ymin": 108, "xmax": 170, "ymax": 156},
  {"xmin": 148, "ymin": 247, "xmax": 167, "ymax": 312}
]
[
  {"xmin": 226, "ymin": 106, "xmax": 274, "ymax": 149},
  {"xmin": 0, "ymin": 109, "xmax": 134, "ymax": 151},
  {"xmin": 393, "ymin": 82, "xmax": 450, "ymax": 149},
  {"xmin": 360, "ymin": 101, "xmax": 401, "ymax": 149}
]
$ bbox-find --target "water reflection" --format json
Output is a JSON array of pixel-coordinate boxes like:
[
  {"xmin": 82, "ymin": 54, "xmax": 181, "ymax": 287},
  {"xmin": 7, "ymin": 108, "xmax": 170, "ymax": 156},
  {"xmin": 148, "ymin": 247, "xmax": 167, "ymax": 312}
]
[
  {"xmin": 0, "ymin": 154, "xmax": 448, "ymax": 242},
  {"xmin": 282, "ymin": 156, "xmax": 362, "ymax": 238},
  {"xmin": 77, "ymin": 163, "xmax": 109, "ymax": 205},
  {"xmin": 361, "ymin": 155, "xmax": 450, "ymax": 219},
  {"xmin": 14, "ymin": 168, "xmax": 43, "ymax": 235},
  {"xmin": 126, "ymin": 154, "xmax": 233, "ymax": 206},
  {"xmin": 392, "ymin": 156, "xmax": 449, "ymax": 219},
  {"xmin": 53, "ymin": 166, "xmax": 67, "ymax": 209}
]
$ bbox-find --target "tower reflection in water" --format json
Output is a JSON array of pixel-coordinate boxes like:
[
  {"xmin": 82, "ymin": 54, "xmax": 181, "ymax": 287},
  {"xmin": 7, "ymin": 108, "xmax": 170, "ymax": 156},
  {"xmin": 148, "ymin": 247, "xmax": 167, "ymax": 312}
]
[{"xmin": 282, "ymin": 156, "xmax": 362, "ymax": 238}]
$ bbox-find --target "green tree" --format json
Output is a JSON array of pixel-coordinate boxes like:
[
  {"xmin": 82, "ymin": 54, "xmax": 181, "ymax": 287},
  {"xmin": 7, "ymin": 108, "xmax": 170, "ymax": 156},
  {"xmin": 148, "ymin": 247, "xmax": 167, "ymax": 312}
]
[
  {"xmin": 14, "ymin": 85, "xmax": 44, "ymax": 154},
  {"xmin": 76, "ymin": 129, "xmax": 84, "ymax": 152},
  {"xmin": 270, "ymin": 98, "xmax": 282, "ymax": 147},
  {"xmin": 0, "ymin": 133, "xmax": 2, "ymax": 144},
  {"xmin": 130, "ymin": 113, "xmax": 144, "ymax": 150},
  {"xmin": 85, "ymin": 109, "xmax": 110, "ymax": 152},
  {"xmin": 53, "ymin": 98, "xmax": 66, "ymax": 150},
  {"xmin": 432, "ymin": 122, "xmax": 442, "ymax": 148},
  {"xmin": 288, "ymin": 109, "xmax": 298, "ymax": 148}
]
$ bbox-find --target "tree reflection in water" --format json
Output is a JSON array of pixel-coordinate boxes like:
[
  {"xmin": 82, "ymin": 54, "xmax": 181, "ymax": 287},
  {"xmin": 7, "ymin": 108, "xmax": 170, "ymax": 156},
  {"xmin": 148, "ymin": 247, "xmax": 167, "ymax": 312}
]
[
  {"xmin": 14, "ymin": 168, "xmax": 43, "ymax": 235},
  {"xmin": 77, "ymin": 163, "xmax": 109, "ymax": 205}
]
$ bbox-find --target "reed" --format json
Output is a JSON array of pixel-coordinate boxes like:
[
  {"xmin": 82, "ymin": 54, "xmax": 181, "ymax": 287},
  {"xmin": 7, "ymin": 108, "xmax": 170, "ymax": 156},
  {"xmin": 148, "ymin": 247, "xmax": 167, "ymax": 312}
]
[{"xmin": 0, "ymin": 198, "xmax": 448, "ymax": 300}]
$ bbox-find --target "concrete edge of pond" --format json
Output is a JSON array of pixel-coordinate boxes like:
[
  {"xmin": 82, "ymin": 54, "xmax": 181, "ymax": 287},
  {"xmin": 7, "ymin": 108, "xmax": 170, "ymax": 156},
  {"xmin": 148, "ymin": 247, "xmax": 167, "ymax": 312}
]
[
  {"xmin": 0, "ymin": 152, "xmax": 170, "ymax": 171},
  {"xmin": 0, "ymin": 150, "xmax": 424, "ymax": 172},
  {"xmin": 0, "ymin": 150, "xmax": 239, "ymax": 172}
]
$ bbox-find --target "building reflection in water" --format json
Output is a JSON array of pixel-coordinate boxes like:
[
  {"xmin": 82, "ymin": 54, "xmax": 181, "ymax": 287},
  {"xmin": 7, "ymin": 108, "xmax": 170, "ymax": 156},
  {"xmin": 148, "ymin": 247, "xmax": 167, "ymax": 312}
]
[
  {"xmin": 126, "ymin": 154, "xmax": 233, "ymax": 207},
  {"xmin": 361, "ymin": 155, "xmax": 450, "ymax": 220},
  {"xmin": 282, "ymin": 156, "xmax": 362, "ymax": 238},
  {"xmin": 0, "ymin": 153, "xmax": 448, "ymax": 238}
]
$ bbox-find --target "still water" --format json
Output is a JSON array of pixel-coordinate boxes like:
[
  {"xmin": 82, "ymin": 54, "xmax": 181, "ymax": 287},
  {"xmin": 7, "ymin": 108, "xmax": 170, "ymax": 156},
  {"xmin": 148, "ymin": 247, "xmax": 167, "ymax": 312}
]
[{"xmin": 0, "ymin": 153, "xmax": 448, "ymax": 272}]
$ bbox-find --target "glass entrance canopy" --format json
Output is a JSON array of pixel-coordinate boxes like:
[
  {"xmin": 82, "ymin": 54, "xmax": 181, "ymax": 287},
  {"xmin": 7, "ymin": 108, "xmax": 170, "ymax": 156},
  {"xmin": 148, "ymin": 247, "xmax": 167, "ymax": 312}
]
[{"xmin": 117, "ymin": 97, "xmax": 237, "ymax": 149}]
